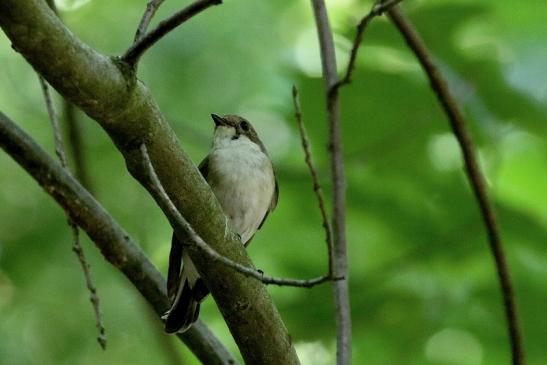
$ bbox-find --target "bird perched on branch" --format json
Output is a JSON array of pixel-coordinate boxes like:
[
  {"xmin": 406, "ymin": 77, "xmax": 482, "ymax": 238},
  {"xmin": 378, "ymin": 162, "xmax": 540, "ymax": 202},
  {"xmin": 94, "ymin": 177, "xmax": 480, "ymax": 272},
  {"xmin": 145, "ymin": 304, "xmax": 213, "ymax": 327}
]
[{"xmin": 164, "ymin": 114, "xmax": 278, "ymax": 333}]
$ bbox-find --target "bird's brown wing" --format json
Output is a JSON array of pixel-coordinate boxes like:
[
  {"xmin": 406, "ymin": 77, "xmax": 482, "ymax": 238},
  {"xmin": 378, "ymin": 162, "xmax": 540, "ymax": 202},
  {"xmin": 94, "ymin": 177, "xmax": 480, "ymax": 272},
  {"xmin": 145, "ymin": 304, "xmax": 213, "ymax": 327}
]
[
  {"xmin": 166, "ymin": 156, "xmax": 210, "ymax": 300},
  {"xmin": 166, "ymin": 233, "xmax": 183, "ymax": 299},
  {"xmin": 257, "ymin": 168, "xmax": 279, "ymax": 230},
  {"xmin": 197, "ymin": 155, "xmax": 210, "ymax": 180},
  {"xmin": 270, "ymin": 171, "xmax": 279, "ymax": 211}
]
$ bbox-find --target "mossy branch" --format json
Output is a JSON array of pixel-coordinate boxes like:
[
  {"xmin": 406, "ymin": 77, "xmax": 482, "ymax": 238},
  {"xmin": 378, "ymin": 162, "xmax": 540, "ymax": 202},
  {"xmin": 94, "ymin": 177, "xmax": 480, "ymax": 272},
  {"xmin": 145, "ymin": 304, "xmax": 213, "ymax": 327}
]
[{"xmin": 0, "ymin": 1, "xmax": 299, "ymax": 363}]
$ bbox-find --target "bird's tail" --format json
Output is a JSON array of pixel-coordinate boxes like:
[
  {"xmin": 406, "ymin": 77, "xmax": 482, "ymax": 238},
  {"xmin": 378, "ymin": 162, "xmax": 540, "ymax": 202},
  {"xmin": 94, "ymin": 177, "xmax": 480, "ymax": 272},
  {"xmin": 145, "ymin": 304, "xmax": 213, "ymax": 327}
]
[{"xmin": 163, "ymin": 265, "xmax": 201, "ymax": 333}]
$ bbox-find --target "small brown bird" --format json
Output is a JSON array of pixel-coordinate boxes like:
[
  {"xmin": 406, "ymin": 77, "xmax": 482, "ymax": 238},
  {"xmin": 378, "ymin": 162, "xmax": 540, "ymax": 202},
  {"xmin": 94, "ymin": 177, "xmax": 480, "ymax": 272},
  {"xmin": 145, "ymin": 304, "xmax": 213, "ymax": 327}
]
[{"xmin": 164, "ymin": 114, "xmax": 278, "ymax": 333}]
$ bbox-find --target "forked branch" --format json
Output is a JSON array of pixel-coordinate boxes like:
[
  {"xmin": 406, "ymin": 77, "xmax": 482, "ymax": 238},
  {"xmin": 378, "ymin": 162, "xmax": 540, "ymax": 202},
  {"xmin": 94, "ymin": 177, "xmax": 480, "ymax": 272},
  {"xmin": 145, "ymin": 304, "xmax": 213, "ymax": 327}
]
[
  {"xmin": 123, "ymin": 0, "xmax": 221, "ymax": 66},
  {"xmin": 134, "ymin": 0, "xmax": 166, "ymax": 43},
  {"xmin": 337, "ymin": 0, "xmax": 406, "ymax": 88}
]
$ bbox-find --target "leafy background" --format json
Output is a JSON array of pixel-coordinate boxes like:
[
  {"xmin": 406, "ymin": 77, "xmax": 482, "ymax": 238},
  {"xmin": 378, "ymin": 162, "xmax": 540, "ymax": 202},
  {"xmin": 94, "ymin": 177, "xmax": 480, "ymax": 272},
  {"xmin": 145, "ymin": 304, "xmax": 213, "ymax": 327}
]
[{"xmin": 1, "ymin": 0, "xmax": 546, "ymax": 364}]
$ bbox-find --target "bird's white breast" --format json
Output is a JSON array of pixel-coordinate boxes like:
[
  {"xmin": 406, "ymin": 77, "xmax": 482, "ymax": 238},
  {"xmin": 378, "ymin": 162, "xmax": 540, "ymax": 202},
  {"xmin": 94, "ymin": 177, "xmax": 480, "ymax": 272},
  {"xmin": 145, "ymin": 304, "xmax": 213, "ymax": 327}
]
[{"xmin": 208, "ymin": 137, "xmax": 275, "ymax": 244}]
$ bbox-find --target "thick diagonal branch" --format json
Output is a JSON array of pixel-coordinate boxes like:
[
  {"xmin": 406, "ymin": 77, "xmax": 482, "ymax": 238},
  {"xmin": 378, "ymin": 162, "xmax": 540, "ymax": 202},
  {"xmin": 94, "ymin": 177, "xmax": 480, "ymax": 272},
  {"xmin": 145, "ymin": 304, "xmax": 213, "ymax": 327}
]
[
  {"xmin": 387, "ymin": 7, "xmax": 524, "ymax": 365},
  {"xmin": 0, "ymin": 111, "xmax": 237, "ymax": 365},
  {"xmin": 0, "ymin": 1, "xmax": 299, "ymax": 363}
]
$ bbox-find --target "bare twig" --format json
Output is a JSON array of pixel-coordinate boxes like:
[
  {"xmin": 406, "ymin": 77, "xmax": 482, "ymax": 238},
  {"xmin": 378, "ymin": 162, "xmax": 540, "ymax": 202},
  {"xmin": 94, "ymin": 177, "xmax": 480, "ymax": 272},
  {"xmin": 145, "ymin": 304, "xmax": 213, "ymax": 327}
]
[
  {"xmin": 387, "ymin": 7, "xmax": 524, "ymax": 365},
  {"xmin": 141, "ymin": 144, "xmax": 338, "ymax": 288},
  {"xmin": 123, "ymin": 0, "xmax": 222, "ymax": 66},
  {"xmin": 338, "ymin": 0, "xmax": 406, "ymax": 88},
  {"xmin": 0, "ymin": 111, "xmax": 238, "ymax": 364},
  {"xmin": 292, "ymin": 86, "xmax": 335, "ymax": 277},
  {"xmin": 71, "ymin": 224, "xmax": 107, "ymax": 348},
  {"xmin": 38, "ymin": 77, "xmax": 107, "ymax": 350},
  {"xmin": 134, "ymin": 0, "xmax": 166, "ymax": 43},
  {"xmin": 39, "ymin": 77, "xmax": 68, "ymax": 167},
  {"xmin": 310, "ymin": 1, "xmax": 352, "ymax": 364},
  {"xmin": 63, "ymin": 101, "xmax": 92, "ymax": 191}
]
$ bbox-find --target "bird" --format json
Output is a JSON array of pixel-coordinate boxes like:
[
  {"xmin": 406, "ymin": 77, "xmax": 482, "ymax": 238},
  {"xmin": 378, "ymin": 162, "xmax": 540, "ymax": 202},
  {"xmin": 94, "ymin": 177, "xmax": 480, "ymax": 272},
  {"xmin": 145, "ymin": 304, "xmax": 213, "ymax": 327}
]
[{"xmin": 163, "ymin": 113, "xmax": 278, "ymax": 333}]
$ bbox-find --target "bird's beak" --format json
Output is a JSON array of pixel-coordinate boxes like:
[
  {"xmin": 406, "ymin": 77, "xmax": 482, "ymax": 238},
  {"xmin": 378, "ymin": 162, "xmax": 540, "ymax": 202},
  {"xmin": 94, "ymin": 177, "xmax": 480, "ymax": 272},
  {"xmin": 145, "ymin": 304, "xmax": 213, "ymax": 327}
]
[{"xmin": 211, "ymin": 114, "xmax": 227, "ymax": 127}]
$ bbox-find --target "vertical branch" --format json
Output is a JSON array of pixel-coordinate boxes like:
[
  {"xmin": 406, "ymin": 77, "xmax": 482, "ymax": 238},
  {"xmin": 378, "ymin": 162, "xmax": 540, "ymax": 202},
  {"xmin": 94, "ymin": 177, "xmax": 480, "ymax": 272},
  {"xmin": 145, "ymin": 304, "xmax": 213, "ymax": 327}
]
[
  {"xmin": 387, "ymin": 7, "xmax": 524, "ymax": 365},
  {"xmin": 38, "ymin": 77, "xmax": 107, "ymax": 349},
  {"xmin": 309, "ymin": 1, "xmax": 352, "ymax": 364},
  {"xmin": 292, "ymin": 86, "xmax": 335, "ymax": 277}
]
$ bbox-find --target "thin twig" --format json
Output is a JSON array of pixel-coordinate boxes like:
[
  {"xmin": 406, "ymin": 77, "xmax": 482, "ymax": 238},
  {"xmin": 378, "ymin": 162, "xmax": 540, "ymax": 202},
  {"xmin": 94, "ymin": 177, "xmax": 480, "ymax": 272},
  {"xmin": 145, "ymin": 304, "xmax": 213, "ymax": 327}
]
[
  {"xmin": 123, "ymin": 0, "xmax": 222, "ymax": 66},
  {"xmin": 134, "ymin": 0, "xmax": 166, "ymax": 43},
  {"xmin": 310, "ymin": 1, "xmax": 352, "ymax": 364},
  {"xmin": 387, "ymin": 7, "xmax": 524, "ymax": 365},
  {"xmin": 292, "ymin": 85, "xmax": 335, "ymax": 277},
  {"xmin": 63, "ymin": 101, "xmax": 92, "ymax": 191},
  {"xmin": 338, "ymin": 0, "xmax": 406, "ymax": 88},
  {"xmin": 38, "ymin": 77, "xmax": 107, "ymax": 350},
  {"xmin": 140, "ymin": 144, "xmax": 338, "ymax": 288},
  {"xmin": 39, "ymin": 77, "xmax": 68, "ymax": 168},
  {"xmin": 71, "ymin": 224, "xmax": 107, "ymax": 348}
]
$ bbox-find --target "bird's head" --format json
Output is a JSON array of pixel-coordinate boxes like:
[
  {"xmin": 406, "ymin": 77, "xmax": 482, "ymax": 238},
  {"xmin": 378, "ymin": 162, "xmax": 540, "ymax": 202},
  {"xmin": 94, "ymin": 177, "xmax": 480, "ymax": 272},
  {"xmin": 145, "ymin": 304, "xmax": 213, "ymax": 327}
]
[{"xmin": 210, "ymin": 114, "xmax": 264, "ymax": 151}]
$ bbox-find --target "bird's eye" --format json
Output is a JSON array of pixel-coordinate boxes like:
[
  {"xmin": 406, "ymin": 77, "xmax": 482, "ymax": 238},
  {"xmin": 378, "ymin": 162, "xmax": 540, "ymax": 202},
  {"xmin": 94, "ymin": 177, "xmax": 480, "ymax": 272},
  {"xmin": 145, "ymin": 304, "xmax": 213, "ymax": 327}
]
[{"xmin": 240, "ymin": 121, "xmax": 250, "ymax": 132}]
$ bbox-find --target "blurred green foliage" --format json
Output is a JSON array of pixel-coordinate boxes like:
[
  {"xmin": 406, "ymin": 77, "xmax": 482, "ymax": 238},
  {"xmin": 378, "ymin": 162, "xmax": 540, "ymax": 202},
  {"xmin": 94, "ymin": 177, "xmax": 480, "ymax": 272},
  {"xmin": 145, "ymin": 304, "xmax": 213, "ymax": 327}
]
[{"xmin": 1, "ymin": 0, "xmax": 546, "ymax": 364}]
